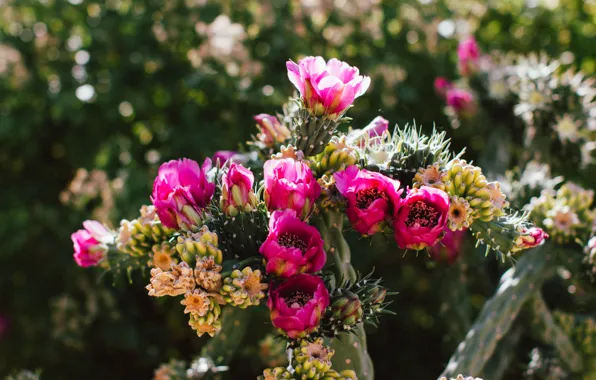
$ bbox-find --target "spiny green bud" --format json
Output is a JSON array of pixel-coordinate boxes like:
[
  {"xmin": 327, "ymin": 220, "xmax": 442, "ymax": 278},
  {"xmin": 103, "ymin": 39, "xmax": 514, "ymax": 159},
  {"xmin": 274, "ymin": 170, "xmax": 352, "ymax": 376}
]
[
  {"xmin": 330, "ymin": 291, "xmax": 363, "ymax": 329},
  {"xmin": 413, "ymin": 163, "xmax": 447, "ymax": 190},
  {"xmin": 188, "ymin": 301, "xmax": 222, "ymax": 337},
  {"xmin": 321, "ymin": 370, "xmax": 358, "ymax": 380},
  {"xmin": 175, "ymin": 226, "xmax": 223, "ymax": 265},
  {"xmin": 220, "ymin": 267, "xmax": 268, "ymax": 308},
  {"xmin": 117, "ymin": 205, "xmax": 176, "ymax": 256},
  {"xmin": 259, "ymin": 367, "xmax": 293, "ymax": 380},
  {"xmin": 293, "ymin": 338, "xmax": 335, "ymax": 379},
  {"xmin": 314, "ymin": 136, "xmax": 359, "ymax": 175}
]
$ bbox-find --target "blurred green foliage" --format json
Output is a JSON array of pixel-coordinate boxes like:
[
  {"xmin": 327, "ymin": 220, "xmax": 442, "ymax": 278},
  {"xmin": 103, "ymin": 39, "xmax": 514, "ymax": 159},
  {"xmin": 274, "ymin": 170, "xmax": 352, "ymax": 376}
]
[{"xmin": 1, "ymin": 0, "xmax": 595, "ymax": 378}]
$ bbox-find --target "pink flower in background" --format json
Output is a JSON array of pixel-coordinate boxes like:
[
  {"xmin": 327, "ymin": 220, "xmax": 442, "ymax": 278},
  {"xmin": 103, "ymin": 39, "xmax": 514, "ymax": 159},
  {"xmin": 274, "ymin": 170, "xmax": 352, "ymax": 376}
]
[
  {"xmin": 434, "ymin": 77, "xmax": 452, "ymax": 98},
  {"xmin": 220, "ymin": 163, "xmax": 257, "ymax": 216},
  {"xmin": 446, "ymin": 88, "xmax": 477, "ymax": 118},
  {"xmin": 286, "ymin": 56, "xmax": 370, "ymax": 119},
  {"xmin": 429, "ymin": 228, "xmax": 467, "ymax": 263},
  {"xmin": 514, "ymin": 227, "xmax": 549, "ymax": 250},
  {"xmin": 347, "ymin": 116, "xmax": 390, "ymax": 148},
  {"xmin": 334, "ymin": 166, "xmax": 402, "ymax": 235},
  {"xmin": 151, "ymin": 158, "xmax": 215, "ymax": 230},
  {"xmin": 394, "ymin": 186, "xmax": 450, "ymax": 250},
  {"xmin": 212, "ymin": 150, "xmax": 237, "ymax": 165},
  {"xmin": 260, "ymin": 210, "xmax": 326, "ymax": 278},
  {"xmin": 72, "ymin": 220, "xmax": 111, "ymax": 267},
  {"xmin": 254, "ymin": 114, "xmax": 291, "ymax": 147},
  {"xmin": 458, "ymin": 36, "xmax": 480, "ymax": 76},
  {"xmin": 268, "ymin": 274, "xmax": 329, "ymax": 339},
  {"xmin": 263, "ymin": 158, "xmax": 321, "ymax": 220}
]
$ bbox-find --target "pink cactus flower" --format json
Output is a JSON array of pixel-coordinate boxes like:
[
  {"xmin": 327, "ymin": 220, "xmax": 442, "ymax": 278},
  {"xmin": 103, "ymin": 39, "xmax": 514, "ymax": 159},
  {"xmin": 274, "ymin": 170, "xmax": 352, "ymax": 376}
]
[
  {"xmin": 346, "ymin": 116, "xmax": 390, "ymax": 148},
  {"xmin": 268, "ymin": 274, "xmax": 329, "ymax": 339},
  {"xmin": 429, "ymin": 228, "xmax": 467, "ymax": 264},
  {"xmin": 151, "ymin": 158, "xmax": 215, "ymax": 230},
  {"xmin": 458, "ymin": 36, "xmax": 480, "ymax": 76},
  {"xmin": 514, "ymin": 227, "xmax": 549, "ymax": 250},
  {"xmin": 220, "ymin": 163, "xmax": 257, "ymax": 216},
  {"xmin": 212, "ymin": 151, "xmax": 237, "ymax": 166},
  {"xmin": 260, "ymin": 210, "xmax": 326, "ymax": 278},
  {"xmin": 394, "ymin": 186, "xmax": 450, "ymax": 250},
  {"xmin": 263, "ymin": 158, "xmax": 321, "ymax": 220},
  {"xmin": 286, "ymin": 56, "xmax": 370, "ymax": 119},
  {"xmin": 72, "ymin": 220, "xmax": 112, "ymax": 267},
  {"xmin": 334, "ymin": 166, "xmax": 403, "ymax": 236},
  {"xmin": 254, "ymin": 114, "xmax": 291, "ymax": 147},
  {"xmin": 434, "ymin": 77, "xmax": 453, "ymax": 98},
  {"xmin": 446, "ymin": 88, "xmax": 477, "ymax": 118}
]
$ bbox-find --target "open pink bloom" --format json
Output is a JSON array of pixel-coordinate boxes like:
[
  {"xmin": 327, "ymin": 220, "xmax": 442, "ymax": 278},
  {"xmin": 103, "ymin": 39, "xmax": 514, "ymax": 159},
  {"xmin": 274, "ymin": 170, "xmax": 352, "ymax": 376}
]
[
  {"xmin": 446, "ymin": 88, "xmax": 477, "ymax": 118},
  {"xmin": 458, "ymin": 36, "xmax": 480, "ymax": 76},
  {"xmin": 220, "ymin": 163, "xmax": 256, "ymax": 216},
  {"xmin": 212, "ymin": 151, "xmax": 237, "ymax": 166},
  {"xmin": 254, "ymin": 114, "xmax": 291, "ymax": 147},
  {"xmin": 434, "ymin": 77, "xmax": 452, "ymax": 98},
  {"xmin": 334, "ymin": 166, "xmax": 402, "ymax": 235},
  {"xmin": 515, "ymin": 227, "xmax": 549, "ymax": 250},
  {"xmin": 429, "ymin": 228, "xmax": 467, "ymax": 264},
  {"xmin": 72, "ymin": 220, "xmax": 110, "ymax": 267},
  {"xmin": 263, "ymin": 158, "xmax": 321, "ymax": 220},
  {"xmin": 286, "ymin": 56, "xmax": 370, "ymax": 118},
  {"xmin": 151, "ymin": 158, "xmax": 215, "ymax": 230},
  {"xmin": 394, "ymin": 186, "xmax": 450, "ymax": 250},
  {"xmin": 347, "ymin": 116, "xmax": 390, "ymax": 148},
  {"xmin": 268, "ymin": 274, "xmax": 329, "ymax": 339},
  {"xmin": 260, "ymin": 210, "xmax": 326, "ymax": 278}
]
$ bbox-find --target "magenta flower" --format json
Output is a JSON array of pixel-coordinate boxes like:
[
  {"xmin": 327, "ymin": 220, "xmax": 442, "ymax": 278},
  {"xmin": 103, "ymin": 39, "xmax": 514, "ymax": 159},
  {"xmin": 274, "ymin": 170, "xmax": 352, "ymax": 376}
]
[
  {"xmin": 220, "ymin": 163, "xmax": 257, "ymax": 216},
  {"xmin": 212, "ymin": 150, "xmax": 237, "ymax": 166},
  {"xmin": 458, "ymin": 36, "xmax": 480, "ymax": 76},
  {"xmin": 254, "ymin": 114, "xmax": 291, "ymax": 147},
  {"xmin": 151, "ymin": 158, "xmax": 215, "ymax": 230},
  {"xmin": 72, "ymin": 220, "xmax": 112, "ymax": 267},
  {"xmin": 263, "ymin": 158, "xmax": 321, "ymax": 220},
  {"xmin": 286, "ymin": 56, "xmax": 370, "ymax": 119},
  {"xmin": 446, "ymin": 88, "xmax": 477, "ymax": 118},
  {"xmin": 514, "ymin": 227, "xmax": 549, "ymax": 250},
  {"xmin": 260, "ymin": 210, "xmax": 326, "ymax": 278},
  {"xmin": 434, "ymin": 77, "xmax": 452, "ymax": 98},
  {"xmin": 429, "ymin": 228, "xmax": 466, "ymax": 264},
  {"xmin": 393, "ymin": 186, "xmax": 450, "ymax": 250},
  {"xmin": 334, "ymin": 166, "xmax": 402, "ymax": 235},
  {"xmin": 347, "ymin": 116, "xmax": 390, "ymax": 148},
  {"xmin": 268, "ymin": 274, "xmax": 329, "ymax": 339}
]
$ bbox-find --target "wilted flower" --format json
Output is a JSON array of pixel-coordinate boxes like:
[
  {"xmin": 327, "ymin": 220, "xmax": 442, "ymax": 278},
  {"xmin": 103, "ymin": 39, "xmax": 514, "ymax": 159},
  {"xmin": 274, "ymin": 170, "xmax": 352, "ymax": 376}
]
[
  {"xmin": 146, "ymin": 262, "xmax": 196, "ymax": 297},
  {"xmin": 429, "ymin": 228, "xmax": 466, "ymax": 263},
  {"xmin": 413, "ymin": 164, "xmax": 447, "ymax": 191},
  {"xmin": 334, "ymin": 165, "xmax": 402, "ymax": 235},
  {"xmin": 263, "ymin": 158, "xmax": 321, "ymax": 219},
  {"xmin": 394, "ymin": 186, "xmax": 450, "ymax": 250},
  {"xmin": 434, "ymin": 77, "xmax": 452, "ymax": 98},
  {"xmin": 220, "ymin": 266, "xmax": 268, "ymax": 308},
  {"xmin": 293, "ymin": 337, "xmax": 335, "ymax": 378},
  {"xmin": 181, "ymin": 289, "xmax": 211, "ymax": 316},
  {"xmin": 458, "ymin": 36, "xmax": 480, "ymax": 76},
  {"xmin": 287, "ymin": 56, "xmax": 370, "ymax": 119},
  {"xmin": 446, "ymin": 88, "xmax": 477, "ymax": 119},
  {"xmin": 188, "ymin": 300, "xmax": 221, "ymax": 337},
  {"xmin": 346, "ymin": 116, "xmax": 390, "ymax": 148},
  {"xmin": 447, "ymin": 196, "xmax": 473, "ymax": 231},
  {"xmin": 151, "ymin": 158, "xmax": 215, "ymax": 230},
  {"xmin": 71, "ymin": 220, "xmax": 112, "ymax": 267},
  {"xmin": 268, "ymin": 274, "xmax": 329, "ymax": 339},
  {"xmin": 254, "ymin": 114, "xmax": 291, "ymax": 147},
  {"xmin": 220, "ymin": 163, "xmax": 258, "ymax": 216},
  {"xmin": 194, "ymin": 256, "xmax": 222, "ymax": 292},
  {"xmin": 513, "ymin": 227, "xmax": 549, "ymax": 251},
  {"xmin": 260, "ymin": 210, "xmax": 326, "ymax": 278}
]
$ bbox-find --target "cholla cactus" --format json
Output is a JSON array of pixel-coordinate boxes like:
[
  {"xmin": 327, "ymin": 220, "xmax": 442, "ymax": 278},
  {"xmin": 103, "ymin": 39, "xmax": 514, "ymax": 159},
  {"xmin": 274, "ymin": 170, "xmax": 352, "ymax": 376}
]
[
  {"xmin": 146, "ymin": 262, "xmax": 196, "ymax": 297},
  {"xmin": 220, "ymin": 266, "xmax": 267, "ymax": 308},
  {"xmin": 292, "ymin": 338, "xmax": 335, "ymax": 379},
  {"xmin": 313, "ymin": 135, "xmax": 359, "ymax": 175},
  {"xmin": 259, "ymin": 367, "xmax": 293, "ymax": 380},
  {"xmin": 117, "ymin": 205, "xmax": 176, "ymax": 257},
  {"xmin": 320, "ymin": 370, "xmax": 358, "ymax": 380},
  {"xmin": 188, "ymin": 301, "xmax": 222, "ymax": 337},
  {"xmin": 175, "ymin": 226, "xmax": 223, "ymax": 265}
]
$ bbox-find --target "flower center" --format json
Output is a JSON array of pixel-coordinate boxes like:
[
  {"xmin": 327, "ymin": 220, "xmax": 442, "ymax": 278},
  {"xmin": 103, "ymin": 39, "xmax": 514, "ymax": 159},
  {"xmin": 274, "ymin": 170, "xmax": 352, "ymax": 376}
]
[
  {"xmin": 356, "ymin": 188, "xmax": 388, "ymax": 209},
  {"xmin": 278, "ymin": 233, "xmax": 308, "ymax": 252},
  {"xmin": 406, "ymin": 200, "xmax": 439, "ymax": 228},
  {"xmin": 285, "ymin": 291, "xmax": 313, "ymax": 309}
]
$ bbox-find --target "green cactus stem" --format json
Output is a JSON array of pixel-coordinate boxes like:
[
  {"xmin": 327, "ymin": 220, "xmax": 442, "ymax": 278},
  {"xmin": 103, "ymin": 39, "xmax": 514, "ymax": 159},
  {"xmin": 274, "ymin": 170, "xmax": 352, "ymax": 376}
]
[
  {"xmin": 480, "ymin": 325, "xmax": 523, "ymax": 380},
  {"xmin": 315, "ymin": 211, "xmax": 373, "ymax": 380},
  {"xmin": 436, "ymin": 258, "xmax": 473, "ymax": 343},
  {"xmin": 439, "ymin": 243, "xmax": 557, "ymax": 378},
  {"xmin": 200, "ymin": 306, "xmax": 252, "ymax": 366},
  {"xmin": 529, "ymin": 293, "xmax": 584, "ymax": 373}
]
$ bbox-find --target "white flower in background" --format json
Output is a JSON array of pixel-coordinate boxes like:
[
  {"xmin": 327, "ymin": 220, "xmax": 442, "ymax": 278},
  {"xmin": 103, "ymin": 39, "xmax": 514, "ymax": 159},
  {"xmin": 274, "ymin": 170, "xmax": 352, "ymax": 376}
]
[
  {"xmin": 207, "ymin": 15, "xmax": 245, "ymax": 58},
  {"xmin": 553, "ymin": 114, "xmax": 581, "ymax": 144}
]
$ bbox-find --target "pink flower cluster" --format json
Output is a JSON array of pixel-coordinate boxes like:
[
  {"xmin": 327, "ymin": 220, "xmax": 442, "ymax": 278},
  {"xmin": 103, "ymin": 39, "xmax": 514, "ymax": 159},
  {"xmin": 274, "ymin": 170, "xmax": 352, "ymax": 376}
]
[
  {"xmin": 457, "ymin": 36, "xmax": 480, "ymax": 77},
  {"xmin": 287, "ymin": 56, "xmax": 370, "ymax": 119},
  {"xmin": 334, "ymin": 166, "xmax": 450, "ymax": 250},
  {"xmin": 71, "ymin": 220, "xmax": 112, "ymax": 267},
  {"xmin": 434, "ymin": 77, "xmax": 477, "ymax": 119}
]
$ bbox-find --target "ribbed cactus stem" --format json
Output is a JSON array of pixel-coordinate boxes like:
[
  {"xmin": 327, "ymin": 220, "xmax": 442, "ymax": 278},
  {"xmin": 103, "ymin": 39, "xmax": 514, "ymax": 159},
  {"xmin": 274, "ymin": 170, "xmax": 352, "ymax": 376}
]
[
  {"xmin": 439, "ymin": 243, "xmax": 556, "ymax": 378},
  {"xmin": 529, "ymin": 293, "xmax": 583, "ymax": 373},
  {"xmin": 480, "ymin": 325, "xmax": 523, "ymax": 380},
  {"xmin": 317, "ymin": 211, "xmax": 373, "ymax": 380},
  {"xmin": 200, "ymin": 306, "xmax": 252, "ymax": 365}
]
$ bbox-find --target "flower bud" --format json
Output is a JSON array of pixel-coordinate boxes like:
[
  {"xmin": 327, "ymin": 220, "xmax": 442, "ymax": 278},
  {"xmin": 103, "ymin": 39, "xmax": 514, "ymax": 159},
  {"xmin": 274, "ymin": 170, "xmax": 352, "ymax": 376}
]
[
  {"xmin": 175, "ymin": 226, "xmax": 223, "ymax": 265},
  {"xmin": 220, "ymin": 266, "xmax": 268, "ymax": 308},
  {"xmin": 259, "ymin": 367, "xmax": 293, "ymax": 380},
  {"xmin": 220, "ymin": 163, "xmax": 258, "ymax": 216},
  {"xmin": 330, "ymin": 291, "xmax": 363, "ymax": 328},
  {"xmin": 512, "ymin": 227, "xmax": 549, "ymax": 253},
  {"xmin": 293, "ymin": 338, "xmax": 335, "ymax": 378},
  {"xmin": 254, "ymin": 114, "xmax": 291, "ymax": 147},
  {"xmin": 71, "ymin": 220, "xmax": 112, "ymax": 267}
]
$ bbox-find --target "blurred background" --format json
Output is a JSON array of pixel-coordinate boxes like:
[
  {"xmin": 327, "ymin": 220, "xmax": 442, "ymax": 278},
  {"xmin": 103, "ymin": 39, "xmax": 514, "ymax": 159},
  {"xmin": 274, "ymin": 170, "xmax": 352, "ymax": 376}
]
[{"xmin": 1, "ymin": 0, "xmax": 595, "ymax": 378}]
